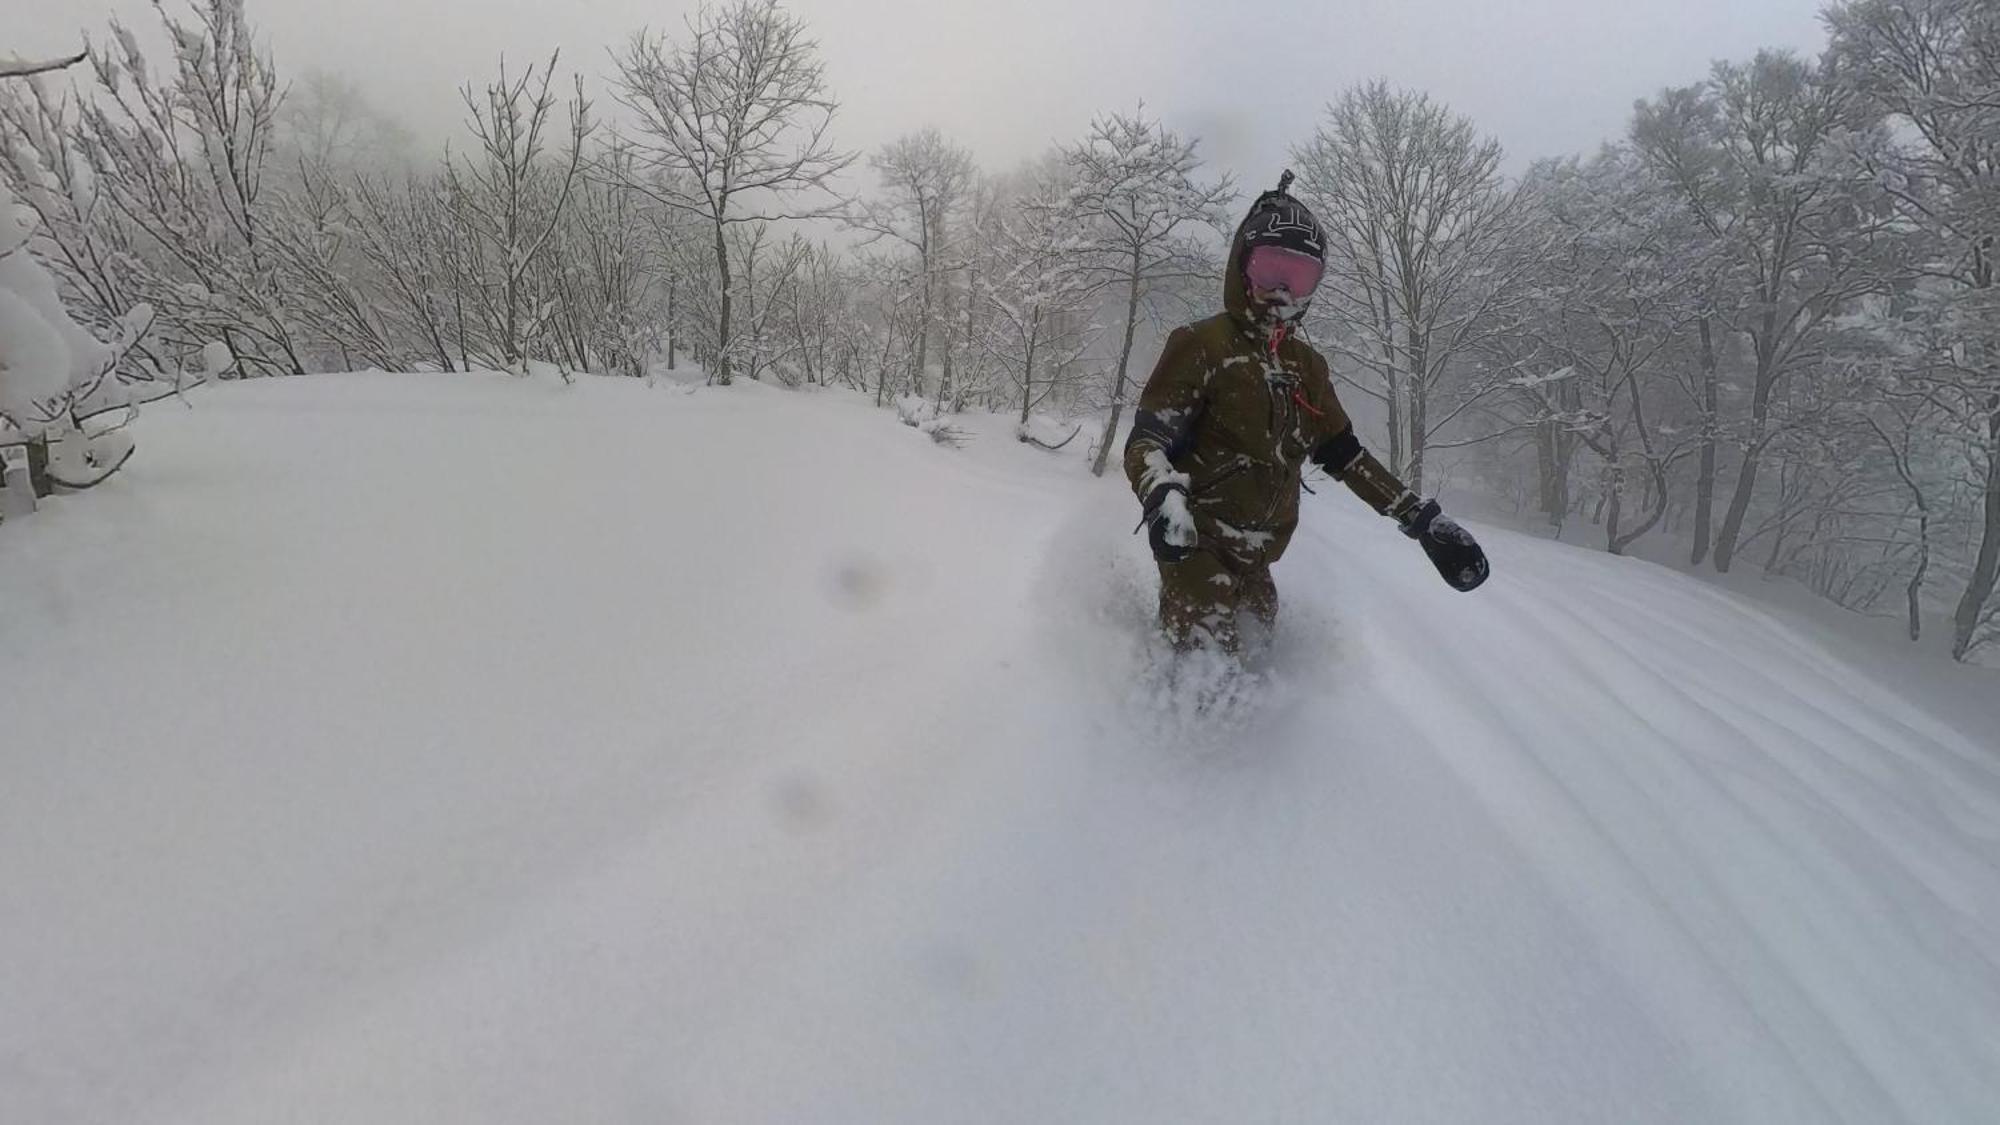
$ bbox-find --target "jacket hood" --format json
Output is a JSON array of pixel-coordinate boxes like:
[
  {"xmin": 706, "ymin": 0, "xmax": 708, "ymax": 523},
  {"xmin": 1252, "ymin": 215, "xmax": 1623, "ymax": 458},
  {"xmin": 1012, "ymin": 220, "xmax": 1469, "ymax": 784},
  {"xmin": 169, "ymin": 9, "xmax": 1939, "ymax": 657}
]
[
  {"xmin": 1223, "ymin": 214, "xmax": 1256, "ymax": 332},
  {"xmin": 1226, "ymin": 172, "xmax": 1327, "ymax": 334}
]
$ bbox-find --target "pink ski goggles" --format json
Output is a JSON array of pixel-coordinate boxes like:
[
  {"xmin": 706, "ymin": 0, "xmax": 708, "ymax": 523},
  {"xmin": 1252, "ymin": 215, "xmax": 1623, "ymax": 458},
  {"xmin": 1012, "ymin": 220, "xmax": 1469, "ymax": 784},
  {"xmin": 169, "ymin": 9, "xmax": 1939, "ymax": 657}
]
[{"xmin": 1243, "ymin": 245, "xmax": 1324, "ymax": 298}]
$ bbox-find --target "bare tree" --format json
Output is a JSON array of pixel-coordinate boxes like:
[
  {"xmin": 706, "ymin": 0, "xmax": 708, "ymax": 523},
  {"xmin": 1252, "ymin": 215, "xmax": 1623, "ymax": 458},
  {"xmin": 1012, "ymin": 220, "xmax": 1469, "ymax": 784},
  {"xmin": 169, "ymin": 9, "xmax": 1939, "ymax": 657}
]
[
  {"xmin": 851, "ymin": 128, "xmax": 977, "ymax": 401},
  {"xmin": 69, "ymin": 0, "xmax": 299, "ymax": 375},
  {"xmin": 1, "ymin": 47, "xmax": 149, "ymax": 493},
  {"xmin": 343, "ymin": 172, "xmax": 464, "ymax": 372},
  {"xmin": 445, "ymin": 52, "xmax": 592, "ymax": 374},
  {"xmin": 1632, "ymin": 52, "xmax": 1894, "ymax": 572},
  {"xmin": 0, "ymin": 69, "xmax": 150, "ymax": 356},
  {"xmin": 633, "ymin": 189, "xmax": 705, "ymax": 373},
  {"xmin": 727, "ymin": 222, "xmax": 811, "ymax": 382},
  {"xmin": 772, "ymin": 239, "xmax": 854, "ymax": 387},
  {"xmin": 1828, "ymin": 0, "xmax": 2000, "ymax": 658},
  {"xmin": 1490, "ymin": 151, "xmax": 1712, "ymax": 554},
  {"xmin": 980, "ymin": 171, "xmax": 1099, "ymax": 425},
  {"xmin": 544, "ymin": 143, "xmax": 660, "ymax": 376},
  {"xmin": 606, "ymin": 0, "xmax": 854, "ymax": 386},
  {"xmin": 266, "ymin": 163, "xmax": 397, "ymax": 371},
  {"xmin": 274, "ymin": 67, "xmax": 415, "ymax": 176},
  {"xmin": 1855, "ymin": 390, "xmax": 1948, "ymax": 642},
  {"xmin": 1058, "ymin": 108, "xmax": 1233, "ymax": 477},
  {"xmin": 1295, "ymin": 82, "xmax": 1529, "ymax": 492},
  {"xmin": 947, "ymin": 175, "xmax": 1011, "ymax": 411},
  {"xmin": 851, "ymin": 248, "xmax": 920, "ymax": 406}
]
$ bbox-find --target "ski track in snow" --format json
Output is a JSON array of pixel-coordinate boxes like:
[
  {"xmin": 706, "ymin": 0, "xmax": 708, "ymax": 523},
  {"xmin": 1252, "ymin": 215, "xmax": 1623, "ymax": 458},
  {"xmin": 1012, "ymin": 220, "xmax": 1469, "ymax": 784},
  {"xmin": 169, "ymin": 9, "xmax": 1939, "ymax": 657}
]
[{"xmin": 3, "ymin": 372, "xmax": 1998, "ymax": 1124}]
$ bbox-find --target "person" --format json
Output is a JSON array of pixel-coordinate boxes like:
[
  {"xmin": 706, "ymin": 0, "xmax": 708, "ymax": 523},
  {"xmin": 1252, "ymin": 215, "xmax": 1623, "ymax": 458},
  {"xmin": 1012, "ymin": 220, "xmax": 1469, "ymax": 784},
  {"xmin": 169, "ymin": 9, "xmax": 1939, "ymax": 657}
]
[{"xmin": 1122, "ymin": 172, "xmax": 1489, "ymax": 653}]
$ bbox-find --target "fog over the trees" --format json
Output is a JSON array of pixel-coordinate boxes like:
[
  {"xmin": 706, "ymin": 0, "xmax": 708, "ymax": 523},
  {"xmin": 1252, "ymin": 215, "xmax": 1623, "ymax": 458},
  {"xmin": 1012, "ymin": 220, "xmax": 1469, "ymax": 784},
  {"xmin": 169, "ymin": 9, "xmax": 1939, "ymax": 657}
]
[{"xmin": 14, "ymin": 0, "xmax": 1830, "ymax": 178}]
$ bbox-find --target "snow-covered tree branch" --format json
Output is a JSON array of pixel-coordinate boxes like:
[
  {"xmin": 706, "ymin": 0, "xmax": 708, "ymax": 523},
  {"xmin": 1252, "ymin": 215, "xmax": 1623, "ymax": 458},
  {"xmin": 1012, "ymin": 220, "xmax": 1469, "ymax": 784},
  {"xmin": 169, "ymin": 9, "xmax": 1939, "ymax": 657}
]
[{"xmin": 605, "ymin": 0, "xmax": 854, "ymax": 385}]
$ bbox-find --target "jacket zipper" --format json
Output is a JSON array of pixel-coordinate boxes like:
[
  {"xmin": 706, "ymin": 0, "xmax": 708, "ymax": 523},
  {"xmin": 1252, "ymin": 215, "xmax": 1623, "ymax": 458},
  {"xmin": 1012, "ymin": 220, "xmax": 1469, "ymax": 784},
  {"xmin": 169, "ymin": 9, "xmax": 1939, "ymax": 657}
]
[{"xmin": 1259, "ymin": 331, "xmax": 1298, "ymax": 528}]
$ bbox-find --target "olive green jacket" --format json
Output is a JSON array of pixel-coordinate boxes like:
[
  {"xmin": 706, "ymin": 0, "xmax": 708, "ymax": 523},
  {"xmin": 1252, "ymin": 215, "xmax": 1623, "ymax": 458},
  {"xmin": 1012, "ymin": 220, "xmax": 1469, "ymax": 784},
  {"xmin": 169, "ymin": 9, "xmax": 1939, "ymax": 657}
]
[{"xmin": 1123, "ymin": 220, "xmax": 1414, "ymax": 563}]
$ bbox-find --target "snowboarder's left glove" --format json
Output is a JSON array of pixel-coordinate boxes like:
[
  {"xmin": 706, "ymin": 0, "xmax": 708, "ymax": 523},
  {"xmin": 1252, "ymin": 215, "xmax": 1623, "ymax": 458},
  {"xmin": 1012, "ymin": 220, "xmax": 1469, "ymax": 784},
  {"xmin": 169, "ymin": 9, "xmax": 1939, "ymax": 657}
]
[
  {"xmin": 1400, "ymin": 499, "xmax": 1489, "ymax": 592},
  {"xmin": 1141, "ymin": 482, "xmax": 1198, "ymax": 564}
]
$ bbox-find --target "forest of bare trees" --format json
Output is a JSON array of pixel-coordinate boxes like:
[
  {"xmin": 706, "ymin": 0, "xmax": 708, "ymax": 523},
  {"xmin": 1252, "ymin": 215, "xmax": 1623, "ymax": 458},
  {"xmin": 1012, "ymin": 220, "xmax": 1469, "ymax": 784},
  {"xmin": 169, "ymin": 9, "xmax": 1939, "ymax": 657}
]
[{"xmin": 2, "ymin": 0, "xmax": 1994, "ymax": 660}]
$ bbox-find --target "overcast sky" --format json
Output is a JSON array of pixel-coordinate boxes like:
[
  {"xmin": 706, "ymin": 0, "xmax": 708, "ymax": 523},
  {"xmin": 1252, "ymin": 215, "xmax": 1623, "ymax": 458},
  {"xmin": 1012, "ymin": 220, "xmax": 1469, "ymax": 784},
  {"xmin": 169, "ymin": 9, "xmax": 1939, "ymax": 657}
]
[{"xmin": 12, "ymin": 0, "xmax": 1832, "ymax": 187}]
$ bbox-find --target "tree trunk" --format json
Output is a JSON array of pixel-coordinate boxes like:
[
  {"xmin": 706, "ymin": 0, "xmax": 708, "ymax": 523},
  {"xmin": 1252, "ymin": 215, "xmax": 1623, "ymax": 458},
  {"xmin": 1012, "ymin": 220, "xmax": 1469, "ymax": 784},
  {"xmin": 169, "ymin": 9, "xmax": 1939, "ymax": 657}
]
[
  {"xmin": 936, "ymin": 279, "xmax": 955, "ymax": 410},
  {"xmin": 1690, "ymin": 314, "xmax": 1719, "ymax": 566},
  {"xmin": 1909, "ymin": 510, "xmax": 1930, "ymax": 644},
  {"xmin": 873, "ymin": 318, "xmax": 897, "ymax": 407},
  {"xmin": 1712, "ymin": 445, "xmax": 1762, "ymax": 574},
  {"xmin": 1091, "ymin": 263, "xmax": 1144, "ymax": 478},
  {"xmin": 1951, "ymin": 404, "xmax": 2000, "ymax": 660},
  {"xmin": 667, "ymin": 275, "xmax": 678, "ymax": 371},
  {"xmin": 1553, "ymin": 450, "xmax": 1573, "ymax": 533},
  {"xmin": 1018, "ymin": 318, "xmax": 1039, "ymax": 426},
  {"xmin": 1375, "ymin": 282, "xmax": 1404, "ymax": 479},
  {"xmin": 955, "ymin": 263, "xmax": 978, "ymax": 413},
  {"xmin": 712, "ymin": 219, "xmax": 733, "ymax": 386},
  {"xmin": 1712, "ymin": 306, "xmax": 1786, "ymax": 572},
  {"xmin": 1712, "ymin": 319, "xmax": 1781, "ymax": 573},
  {"xmin": 741, "ymin": 247, "xmax": 760, "ymax": 382},
  {"xmin": 1763, "ymin": 491, "xmax": 1792, "ymax": 574},
  {"xmin": 912, "ymin": 287, "xmax": 929, "ymax": 399},
  {"xmin": 505, "ymin": 264, "xmax": 521, "ymax": 373},
  {"xmin": 1609, "ymin": 463, "xmax": 1673, "ymax": 555},
  {"xmin": 1403, "ymin": 320, "xmax": 1427, "ymax": 491},
  {"xmin": 1536, "ymin": 421, "xmax": 1560, "ymax": 524},
  {"xmin": 1603, "ymin": 464, "xmax": 1624, "ymax": 554}
]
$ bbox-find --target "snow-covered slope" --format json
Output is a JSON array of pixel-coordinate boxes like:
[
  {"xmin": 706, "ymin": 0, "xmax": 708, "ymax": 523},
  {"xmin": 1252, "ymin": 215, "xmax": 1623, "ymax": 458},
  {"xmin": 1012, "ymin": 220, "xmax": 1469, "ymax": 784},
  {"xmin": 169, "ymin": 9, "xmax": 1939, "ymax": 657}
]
[{"xmin": 4, "ymin": 373, "xmax": 1997, "ymax": 1124}]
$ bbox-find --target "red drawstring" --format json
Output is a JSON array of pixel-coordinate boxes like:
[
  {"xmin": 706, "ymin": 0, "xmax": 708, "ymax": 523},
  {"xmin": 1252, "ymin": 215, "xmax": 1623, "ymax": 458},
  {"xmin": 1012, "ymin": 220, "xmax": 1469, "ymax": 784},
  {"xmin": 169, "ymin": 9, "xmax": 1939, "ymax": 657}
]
[{"xmin": 1267, "ymin": 323, "xmax": 1324, "ymax": 417}]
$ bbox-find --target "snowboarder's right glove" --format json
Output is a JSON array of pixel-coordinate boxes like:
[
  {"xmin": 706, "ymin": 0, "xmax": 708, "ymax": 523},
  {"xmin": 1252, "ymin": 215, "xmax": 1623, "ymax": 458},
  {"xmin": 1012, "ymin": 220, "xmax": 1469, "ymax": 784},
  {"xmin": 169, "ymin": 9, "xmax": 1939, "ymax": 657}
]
[
  {"xmin": 1399, "ymin": 499, "xmax": 1489, "ymax": 592},
  {"xmin": 1142, "ymin": 482, "xmax": 1198, "ymax": 564}
]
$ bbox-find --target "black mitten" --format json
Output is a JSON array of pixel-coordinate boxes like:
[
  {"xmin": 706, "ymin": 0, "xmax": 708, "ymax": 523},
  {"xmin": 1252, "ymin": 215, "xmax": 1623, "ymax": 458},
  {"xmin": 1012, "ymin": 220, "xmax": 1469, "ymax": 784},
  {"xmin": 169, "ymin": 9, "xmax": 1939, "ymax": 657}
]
[
  {"xmin": 1400, "ymin": 500, "xmax": 1490, "ymax": 592},
  {"xmin": 1142, "ymin": 482, "xmax": 1197, "ymax": 563}
]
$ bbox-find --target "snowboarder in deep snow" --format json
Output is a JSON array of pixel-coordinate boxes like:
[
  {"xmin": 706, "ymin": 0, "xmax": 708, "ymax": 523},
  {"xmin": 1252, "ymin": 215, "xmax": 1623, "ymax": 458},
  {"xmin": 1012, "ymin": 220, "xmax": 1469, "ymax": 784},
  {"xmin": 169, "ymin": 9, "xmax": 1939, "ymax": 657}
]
[{"xmin": 1124, "ymin": 172, "xmax": 1489, "ymax": 653}]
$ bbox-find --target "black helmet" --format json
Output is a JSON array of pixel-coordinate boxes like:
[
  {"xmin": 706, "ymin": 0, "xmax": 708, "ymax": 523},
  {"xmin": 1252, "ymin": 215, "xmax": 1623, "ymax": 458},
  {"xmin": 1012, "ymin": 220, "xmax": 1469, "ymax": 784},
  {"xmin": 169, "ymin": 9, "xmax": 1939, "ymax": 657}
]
[{"xmin": 1237, "ymin": 170, "xmax": 1326, "ymax": 261}]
